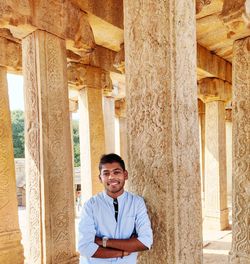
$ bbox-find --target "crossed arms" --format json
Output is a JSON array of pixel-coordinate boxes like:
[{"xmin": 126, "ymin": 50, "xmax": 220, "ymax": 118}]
[
  {"xmin": 78, "ymin": 196, "xmax": 153, "ymax": 259},
  {"xmin": 92, "ymin": 236, "xmax": 148, "ymax": 258}
]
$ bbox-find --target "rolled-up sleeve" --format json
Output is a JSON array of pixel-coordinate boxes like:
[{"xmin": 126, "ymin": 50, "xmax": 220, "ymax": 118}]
[
  {"xmin": 136, "ymin": 197, "xmax": 153, "ymax": 249},
  {"xmin": 78, "ymin": 200, "xmax": 99, "ymax": 258}
]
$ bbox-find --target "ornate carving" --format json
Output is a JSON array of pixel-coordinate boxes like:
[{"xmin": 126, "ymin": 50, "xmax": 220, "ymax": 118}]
[
  {"xmin": 124, "ymin": 0, "xmax": 202, "ymax": 263},
  {"xmin": 23, "ymin": 30, "xmax": 78, "ymax": 263},
  {"xmin": 0, "ymin": 66, "xmax": 24, "ymax": 263},
  {"xmin": 229, "ymin": 37, "xmax": 250, "ymax": 263},
  {"xmin": 196, "ymin": 0, "xmax": 212, "ymax": 14}
]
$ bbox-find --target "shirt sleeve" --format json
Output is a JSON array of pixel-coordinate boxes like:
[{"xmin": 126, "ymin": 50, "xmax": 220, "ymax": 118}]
[
  {"xmin": 135, "ymin": 197, "xmax": 153, "ymax": 249},
  {"xmin": 78, "ymin": 199, "xmax": 99, "ymax": 258}
]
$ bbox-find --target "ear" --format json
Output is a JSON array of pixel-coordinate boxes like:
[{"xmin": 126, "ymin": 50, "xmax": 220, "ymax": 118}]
[
  {"xmin": 124, "ymin": 170, "xmax": 128, "ymax": 180},
  {"xmin": 99, "ymin": 175, "xmax": 102, "ymax": 183}
]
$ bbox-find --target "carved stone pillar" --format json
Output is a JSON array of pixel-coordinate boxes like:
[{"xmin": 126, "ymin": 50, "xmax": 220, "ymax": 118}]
[
  {"xmin": 0, "ymin": 66, "xmax": 24, "ymax": 264},
  {"xmin": 115, "ymin": 99, "xmax": 127, "ymax": 165},
  {"xmin": 78, "ymin": 67, "xmax": 108, "ymax": 202},
  {"xmin": 229, "ymin": 37, "xmax": 250, "ymax": 264},
  {"xmin": 198, "ymin": 78, "xmax": 231, "ymax": 230},
  {"xmin": 102, "ymin": 96, "xmax": 116, "ymax": 153},
  {"xmin": 22, "ymin": 30, "xmax": 78, "ymax": 264},
  {"xmin": 124, "ymin": 1, "xmax": 202, "ymax": 263},
  {"xmin": 198, "ymin": 99, "xmax": 206, "ymax": 195}
]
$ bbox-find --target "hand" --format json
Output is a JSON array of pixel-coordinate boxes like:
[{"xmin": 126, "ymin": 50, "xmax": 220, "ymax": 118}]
[{"xmin": 95, "ymin": 236, "xmax": 102, "ymax": 246}]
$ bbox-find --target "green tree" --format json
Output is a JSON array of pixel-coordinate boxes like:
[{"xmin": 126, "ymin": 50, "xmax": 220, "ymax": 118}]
[
  {"xmin": 72, "ymin": 120, "xmax": 80, "ymax": 167},
  {"xmin": 11, "ymin": 110, "xmax": 25, "ymax": 158}
]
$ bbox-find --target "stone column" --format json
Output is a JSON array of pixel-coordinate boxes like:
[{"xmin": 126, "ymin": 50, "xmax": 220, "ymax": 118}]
[
  {"xmin": 0, "ymin": 67, "xmax": 24, "ymax": 264},
  {"xmin": 225, "ymin": 108, "xmax": 232, "ymax": 200},
  {"xmin": 199, "ymin": 78, "xmax": 231, "ymax": 230},
  {"xmin": 124, "ymin": 1, "xmax": 202, "ymax": 263},
  {"xmin": 103, "ymin": 96, "xmax": 116, "ymax": 153},
  {"xmin": 229, "ymin": 37, "xmax": 250, "ymax": 264},
  {"xmin": 115, "ymin": 99, "xmax": 127, "ymax": 165},
  {"xmin": 22, "ymin": 30, "xmax": 78, "ymax": 264},
  {"xmin": 78, "ymin": 70, "xmax": 106, "ymax": 202},
  {"xmin": 204, "ymin": 100, "xmax": 229, "ymax": 230},
  {"xmin": 198, "ymin": 99, "xmax": 205, "ymax": 195}
]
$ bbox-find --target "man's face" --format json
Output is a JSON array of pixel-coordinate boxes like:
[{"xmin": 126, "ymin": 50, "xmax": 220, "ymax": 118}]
[{"xmin": 99, "ymin": 162, "xmax": 128, "ymax": 198}]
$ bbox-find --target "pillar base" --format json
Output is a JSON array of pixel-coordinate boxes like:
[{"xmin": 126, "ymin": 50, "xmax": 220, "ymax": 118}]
[
  {"xmin": 229, "ymin": 251, "xmax": 250, "ymax": 264},
  {"xmin": 58, "ymin": 254, "xmax": 79, "ymax": 264},
  {"xmin": 204, "ymin": 208, "xmax": 229, "ymax": 230},
  {"xmin": 0, "ymin": 231, "xmax": 24, "ymax": 264}
]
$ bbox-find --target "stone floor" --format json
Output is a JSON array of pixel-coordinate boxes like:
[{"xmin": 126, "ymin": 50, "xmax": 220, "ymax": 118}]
[
  {"xmin": 203, "ymin": 229, "xmax": 232, "ymax": 263},
  {"xmin": 18, "ymin": 206, "xmax": 232, "ymax": 263}
]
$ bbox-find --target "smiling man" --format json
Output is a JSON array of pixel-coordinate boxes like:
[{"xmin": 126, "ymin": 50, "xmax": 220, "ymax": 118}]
[{"xmin": 78, "ymin": 153, "xmax": 153, "ymax": 264}]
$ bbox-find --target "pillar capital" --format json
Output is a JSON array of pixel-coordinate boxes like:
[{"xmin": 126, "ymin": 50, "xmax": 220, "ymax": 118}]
[
  {"xmin": 68, "ymin": 63, "xmax": 113, "ymax": 93},
  {"xmin": 220, "ymin": 0, "xmax": 250, "ymax": 33},
  {"xmin": 69, "ymin": 99, "xmax": 78, "ymax": 113},
  {"xmin": 0, "ymin": 37, "xmax": 22, "ymax": 72},
  {"xmin": 198, "ymin": 78, "xmax": 232, "ymax": 103},
  {"xmin": 225, "ymin": 108, "xmax": 232, "ymax": 122},
  {"xmin": 114, "ymin": 43, "xmax": 125, "ymax": 74},
  {"xmin": 115, "ymin": 99, "xmax": 126, "ymax": 118},
  {"xmin": 0, "ymin": 0, "xmax": 95, "ymax": 52},
  {"xmin": 198, "ymin": 99, "xmax": 205, "ymax": 114}
]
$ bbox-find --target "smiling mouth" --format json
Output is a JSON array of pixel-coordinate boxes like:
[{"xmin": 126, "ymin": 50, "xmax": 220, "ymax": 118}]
[{"xmin": 108, "ymin": 181, "xmax": 120, "ymax": 186}]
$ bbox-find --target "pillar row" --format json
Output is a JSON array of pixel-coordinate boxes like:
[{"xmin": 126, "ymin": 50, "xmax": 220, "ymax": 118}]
[
  {"xmin": 229, "ymin": 36, "xmax": 250, "ymax": 264},
  {"xmin": 22, "ymin": 30, "xmax": 78, "ymax": 264},
  {"xmin": 0, "ymin": 67, "xmax": 24, "ymax": 264}
]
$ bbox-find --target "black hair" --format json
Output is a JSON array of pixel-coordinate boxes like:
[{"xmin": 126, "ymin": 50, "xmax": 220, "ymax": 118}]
[{"xmin": 99, "ymin": 153, "xmax": 126, "ymax": 172}]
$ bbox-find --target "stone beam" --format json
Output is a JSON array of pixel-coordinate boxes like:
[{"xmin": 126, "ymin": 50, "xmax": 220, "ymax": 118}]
[
  {"xmin": 197, "ymin": 44, "xmax": 232, "ymax": 82},
  {"xmin": 0, "ymin": 0, "xmax": 95, "ymax": 52},
  {"xmin": 70, "ymin": 0, "xmax": 124, "ymax": 29},
  {"xmin": 198, "ymin": 77, "xmax": 232, "ymax": 102},
  {"xmin": 0, "ymin": 37, "xmax": 22, "ymax": 72}
]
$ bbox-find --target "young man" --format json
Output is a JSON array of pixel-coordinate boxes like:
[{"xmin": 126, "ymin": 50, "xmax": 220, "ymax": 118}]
[{"xmin": 78, "ymin": 153, "xmax": 153, "ymax": 263}]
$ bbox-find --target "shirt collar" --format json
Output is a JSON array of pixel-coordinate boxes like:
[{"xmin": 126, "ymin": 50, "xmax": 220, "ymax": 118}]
[{"xmin": 103, "ymin": 190, "xmax": 127, "ymax": 204}]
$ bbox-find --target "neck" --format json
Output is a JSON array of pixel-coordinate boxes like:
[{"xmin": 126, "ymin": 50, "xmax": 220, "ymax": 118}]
[{"xmin": 106, "ymin": 189, "xmax": 124, "ymax": 199}]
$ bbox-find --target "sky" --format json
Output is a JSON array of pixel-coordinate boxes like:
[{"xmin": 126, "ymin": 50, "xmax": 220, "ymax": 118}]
[{"xmin": 7, "ymin": 73, "xmax": 79, "ymax": 119}]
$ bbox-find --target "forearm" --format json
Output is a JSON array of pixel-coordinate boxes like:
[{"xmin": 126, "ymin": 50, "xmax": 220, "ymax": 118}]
[
  {"xmin": 106, "ymin": 238, "xmax": 148, "ymax": 252},
  {"xmin": 92, "ymin": 247, "xmax": 124, "ymax": 258}
]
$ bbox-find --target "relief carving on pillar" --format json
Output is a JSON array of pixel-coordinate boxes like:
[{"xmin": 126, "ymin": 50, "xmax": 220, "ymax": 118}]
[
  {"xmin": 196, "ymin": 0, "xmax": 212, "ymax": 14},
  {"xmin": 229, "ymin": 37, "xmax": 250, "ymax": 263},
  {"xmin": 124, "ymin": 0, "xmax": 202, "ymax": 263},
  {"xmin": 22, "ymin": 33, "xmax": 42, "ymax": 264},
  {"xmin": 41, "ymin": 32, "xmax": 76, "ymax": 262},
  {"xmin": 0, "ymin": 68, "xmax": 11, "ymax": 227}
]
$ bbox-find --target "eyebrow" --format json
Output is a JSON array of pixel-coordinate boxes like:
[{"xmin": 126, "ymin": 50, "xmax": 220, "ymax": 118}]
[{"xmin": 102, "ymin": 168, "xmax": 123, "ymax": 172}]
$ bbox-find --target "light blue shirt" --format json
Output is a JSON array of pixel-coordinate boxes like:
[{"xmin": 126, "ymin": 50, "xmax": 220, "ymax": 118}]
[{"xmin": 78, "ymin": 191, "xmax": 153, "ymax": 264}]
